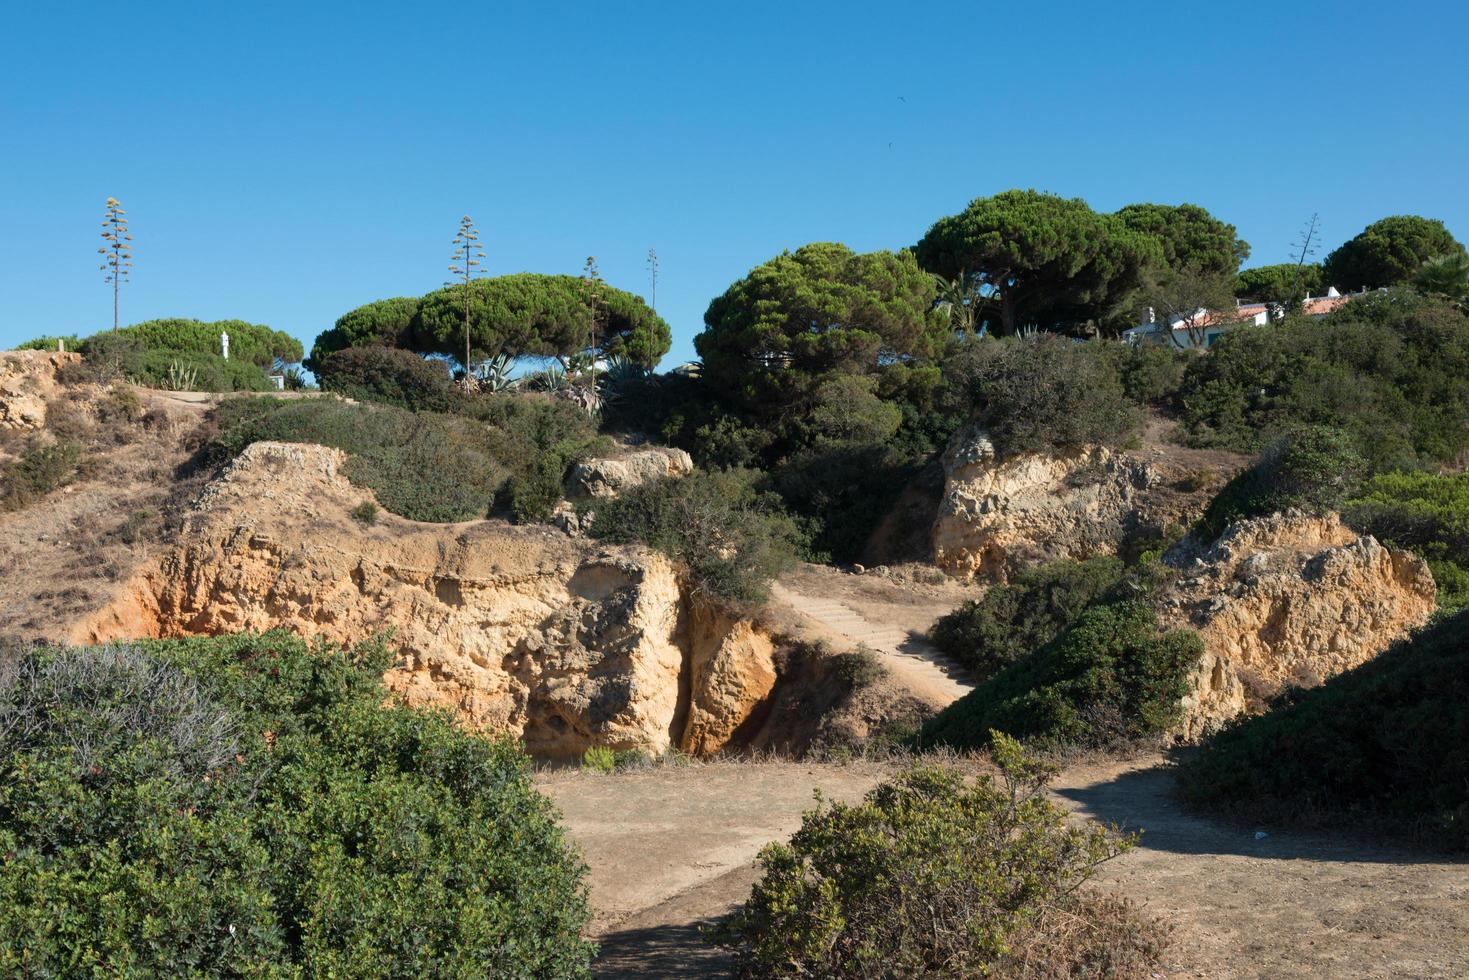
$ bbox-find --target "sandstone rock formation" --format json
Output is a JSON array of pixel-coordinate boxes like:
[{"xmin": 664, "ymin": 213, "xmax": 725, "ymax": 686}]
[
  {"xmin": 933, "ymin": 424, "xmax": 1181, "ymax": 581},
  {"xmin": 78, "ymin": 441, "xmax": 780, "ymax": 760},
  {"xmin": 565, "ymin": 446, "xmax": 693, "ymax": 501},
  {"xmin": 0, "ymin": 350, "xmax": 79, "ymax": 431},
  {"xmin": 1162, "ymin": 511, "xmax": 1437, "ymax": 738}
]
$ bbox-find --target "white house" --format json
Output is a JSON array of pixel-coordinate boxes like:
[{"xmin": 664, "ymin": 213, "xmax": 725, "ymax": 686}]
[{"xmin": 1122, "ymin": 287, "xmax": 1352, "ymax": 350}]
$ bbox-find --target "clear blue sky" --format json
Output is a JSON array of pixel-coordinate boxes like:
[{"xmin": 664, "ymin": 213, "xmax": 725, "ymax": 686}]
[{"xmin": 3, "ymin": 0, "xmax": 1466, "ymax": 365}]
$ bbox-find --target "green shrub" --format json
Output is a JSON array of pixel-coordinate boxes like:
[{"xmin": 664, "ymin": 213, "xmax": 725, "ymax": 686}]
[
  {"xmin": 713, "ymin": 736, "xmax": 1161, "ymax": 978},
  {"xmin": 920, "ymin": 601, "xmax": 1202, "ymax": 750},
  {"xmin": 315, "ymin": 345, "xmax": 457, "ymax": 412},
  {"xmin": 1178, "ymin": 290, "xmax": 1469, "ymax": 470},
  {"xmin": 833, "ymin": 645, "xmax": 887, "ymax": 689},
  {"xmin": 766, "ymin": 440, "xmax": 922, "ymax": 564},
  {"xmin": 12, "ymin": 335, "xmax": 82, "ymax": 352},
  {"xmin": 209, "ymin": 394, "xmax": 602, "ymax": 525},
  {"xmin": 136, "ymin": 349, "xmax": 274, "ymax": 392},
  {"xmin": 463, "ymin": 394, "xmax": 606, "ymax": 523},
  {"xmin": 578, "ymin": 746, "xmax": 649, "ymax": 774},
  {"xmin": 208, "ymin": 399, "xmax": 509, "ymax": 522},
  {"xmin": 1103, "ymin": 341, "xmax": 1191, "ymax": 405},
  {"xmin": 929, "ymin": 557, "xmax": 1125, "ymax": 681},
  {"xmin": 1346, "ymin": 471, "xmax": 1469, "ymax": 611},
  {"xmin": 580, "ymin": 746, "xmax": 617, "ymax": 773},
  {"xmin": 351, "ymin": 500, "xmax": 379, "ymax": 526},
  {"xmin": 1176, "ymin": 609, "xmax": 1469, "ymax": 850},
  {"xmin": 1, "ymin": 439, "xmax": 87, "ymax": 510},
  {"xmin": 0, "ymin": 635, "xmax": 593, "ymax": 974},
  {"xmin": 590, "ymin": 469, "xmax": 801, "ymax": 603},
  {"xmin": 103, "ymin": 318, "xmax": 303, "ymax": 368},
  {"xmin": 1197, "ymin": 426, "xmax": 1366, "ymax": 540},
  {"xmin": 963, "ymin": 334, "xmax": 1142, "ymax": 456}
]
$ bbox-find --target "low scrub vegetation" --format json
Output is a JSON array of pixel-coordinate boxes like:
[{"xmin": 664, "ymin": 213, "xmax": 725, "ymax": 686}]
[
  {"xmin": 1346, "ymin": 471, "xmax": 1469, "ymax": 612},
  {"xmin": 313, "ymin": 345, "xmax": 458, "ymax": 412},
  {"xmin": 930, "ymin": 557, "xmax": 1125, "ymax": 681},
  {"xmin": 0, "ymin": 438, "xmax": 88, "ymax": 510},
  {"xmin": 920, "ymin": 601, "xmax": 1202, "ymax": 751},
  {"xmin": 589, "ymin": 469, "xmax": 801, "ymax": 603},
  {"xmin": 1176, "ymin": 609, "xmax": 1469, "ymax": 850},
  {"xmin": 0, "ymin": 634, "xmax": 593, "ymax": 974},
  {"xmin": 207, "ymin": 394, "xmax": 601, "ymax": 523},
  {"xmin": 713, "ymin": 735, "xmax": 1165, "ymax": 977},
  {"xmin": 1195, "ymin": 425, "xmax": 1366, "ymax": 541},
  {"xmin": 961, "ymin": 334, "xmax": 1143, "ymax": 456},
  {"xmin": 1178, "ymin": 290, "xmax": 1469, "ymax": 471}
]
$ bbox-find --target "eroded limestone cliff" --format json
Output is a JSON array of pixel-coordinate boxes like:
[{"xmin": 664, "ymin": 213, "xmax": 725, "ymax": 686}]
[
  {"xmin": 1164, "ymin": 511, "xmax": 1437, "ymax": 738},
  {"xmin": 77, "ymin": 441, "xmax": 782, "ymax": 759},
  {"xmin": 932, "ymin": 424, "xmax": 1208, "ymax": 581}
]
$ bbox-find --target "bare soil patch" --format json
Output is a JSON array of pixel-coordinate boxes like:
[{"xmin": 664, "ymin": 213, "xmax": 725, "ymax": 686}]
[{"xmin": 544, "ymin": 754, "xmax": 1469, "ymax": 978}]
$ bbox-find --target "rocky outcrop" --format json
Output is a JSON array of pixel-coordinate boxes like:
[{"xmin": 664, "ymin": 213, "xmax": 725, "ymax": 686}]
[
  {"xmin": 77, "ymin": 441, "xmax": 780, "ymax": 760},
  {"xmin": 0, "ymin": 350, "xmax": 79, "ymax": 431},
  {"xmin": 933, "ymin": 425, "xmax": 1176, "ymax": 581},
  {"xmin": 565, "ymin": 446, "xmax": 693, "ymax": 501},
  {"xmin": 1162, "ymin": 511, "xmax": 1437, "ymax": 738}
]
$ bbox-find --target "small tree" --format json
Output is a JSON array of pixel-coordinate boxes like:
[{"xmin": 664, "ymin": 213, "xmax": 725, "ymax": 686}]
[
  {"xmin": 1142, "ymin": 262, "xmax": 1238, "ymax": 349},
  {"xmin": 98, "ymin": 197, "xmax": 133, "ymax": 333},
  {"xmin": 932, "ymin": 271, "xmax": 985, "ymax": 337},
  {"xmin": 446, "ymin": 215, "xmax": 486, "ymax": 387}
]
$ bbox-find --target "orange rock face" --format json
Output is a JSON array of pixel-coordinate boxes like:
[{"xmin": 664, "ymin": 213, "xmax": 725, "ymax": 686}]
[{"xmin": 79, "ymin": 441, "xmax": 783, "ymax": 760}]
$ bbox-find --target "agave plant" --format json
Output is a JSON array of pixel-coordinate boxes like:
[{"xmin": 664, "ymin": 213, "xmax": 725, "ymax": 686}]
[
  {"xmin": 596, "ymin": 355, "xmax": 646, "ymax": 410},
  {"xmin": 525, "ymin": 363, "xmax": 569, "ymax": 392},
  {"xmin": 162, "ymin": 360, "xmax": 200, "ymax": 391},
  {"xmin": 479, "ymin": 352, "xmax": 517, "ymax": 392}
]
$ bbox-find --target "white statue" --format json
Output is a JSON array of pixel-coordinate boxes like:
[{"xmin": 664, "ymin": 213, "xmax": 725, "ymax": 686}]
[{"xmin": 221, "ymin": 331, "xmax": 230, "ymax": 361}]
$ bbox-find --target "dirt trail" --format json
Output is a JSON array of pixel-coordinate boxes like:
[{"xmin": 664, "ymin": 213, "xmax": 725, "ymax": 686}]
[
  {"xmin": 771, "ymin": 573, "xmax": 975, "ymax": 705},
  {"xmin": 543, "ymin": 754, "xmax": 1469, "ymax": 979}
]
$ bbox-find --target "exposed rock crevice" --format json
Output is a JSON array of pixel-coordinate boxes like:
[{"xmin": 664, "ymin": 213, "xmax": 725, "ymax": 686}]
[{"xmin": 77, "ymin": 441, "xmax": 782, "ymax": 760}]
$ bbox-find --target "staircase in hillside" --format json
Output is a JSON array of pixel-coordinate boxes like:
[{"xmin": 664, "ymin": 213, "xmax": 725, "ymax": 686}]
[{"xmin": 771, "ymin": 585, "xmax": 975, "ymax": 705}]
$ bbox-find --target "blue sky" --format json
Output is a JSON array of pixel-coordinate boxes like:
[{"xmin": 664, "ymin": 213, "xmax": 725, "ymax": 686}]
[{"xmin": 3, "ymin": 0, "xmax": 1466, "ymax": 365}]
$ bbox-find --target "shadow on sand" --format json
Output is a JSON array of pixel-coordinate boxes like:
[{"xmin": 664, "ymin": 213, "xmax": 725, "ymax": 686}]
[
  {"xmin": 1053, "ymin": 760, "xmax": 1462, "ymax": 867},
  {"xmin": 592, "ymin": 919, "xmax": 731, "ymax": 979}
]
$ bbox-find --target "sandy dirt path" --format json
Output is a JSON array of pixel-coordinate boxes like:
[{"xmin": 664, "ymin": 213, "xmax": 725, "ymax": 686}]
[{"xmin": 542, "ymin": 754, "xmax": 1468, "ymax": 979}]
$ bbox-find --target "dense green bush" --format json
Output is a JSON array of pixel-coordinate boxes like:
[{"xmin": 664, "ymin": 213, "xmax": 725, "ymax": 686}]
[
  {"xmin": 589, "ymin": 469, "xmax": 802, "ymax": 602},
  {"xmin": 1101, "ymin": 340, "xmax": 1191, "ymax": 405},
  {"xmin": 713, "ymin": 739, "xmax": 1161, "ymax": 977},
  {"xmin": 766, "ymin": 441, "xmax": 921, "ymax": 564},
  {"xmin": 137, "ymin": 349, "xmax": 274, "ymax": 392},
  {"xmin": 963, "ymin": 334, "xmax": 1142, "ymax": 456},
  {"xmin": 930, "ymin": 557, "xmax": 1125, "ymax": 681},
  {"xmin": 1196, "ymin": 426, "xmax": 1366, "ymax": 541},
  {"xmin": 82, "ymin": 318, "xmax": 303, "ymax": 367},
  {"xmin": 920, "ymin": 601, "xmax": 1202, "ymax": 750},
  {"xmin": 11, "ymin": 335, "xmax": 82, "ymax": 352},
  {"xmin": 1177, "ymin": 290, "xmax": 1469, "ymax": 470},
  {"xmin": 1175, "ymin": 609, "xmax": 1469, "ymax": 850},
  {"xmin": 1346, "ymin": 472, "xmax": 1469, "ymax": 611},
  {"xmin": 314, "ymin": 345, "xmax": 457, "ymax": 412},
  {"xmin": 209, "ymin": 394, "xmax": 601, "ymax": 524},
  {"xmin": 209, "ymin": 399, "xmax": 508, "ymax": 522},
  {"xmin": 0, "ymin": 634, "xmax": 593, "ymax": 974},
  {"xmin": 462, "ymin": 394, "xmax": 608, "ymax": 523}
]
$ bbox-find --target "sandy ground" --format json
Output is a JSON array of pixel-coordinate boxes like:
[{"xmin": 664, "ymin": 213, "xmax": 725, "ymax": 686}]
[{"xmin": 542, "ymin": 754, "xmax": 1469, "ymax": 979}]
